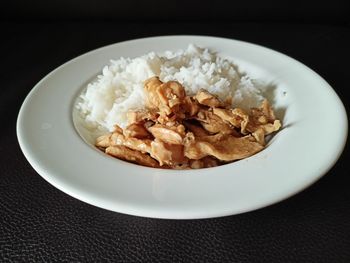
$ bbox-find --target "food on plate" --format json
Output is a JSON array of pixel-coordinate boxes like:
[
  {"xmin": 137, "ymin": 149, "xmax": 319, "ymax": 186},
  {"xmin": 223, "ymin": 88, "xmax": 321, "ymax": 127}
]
[
  {"xmin": 77, "ymin": 44, "xmax": 266, "ymax": 132},
  {"xmin": 95, "ymin": 77, "xmax": 281, "ymax": 169},
  {"xmin": 76, "ymin": 44, "xmax": 282, "ymax": 169}
]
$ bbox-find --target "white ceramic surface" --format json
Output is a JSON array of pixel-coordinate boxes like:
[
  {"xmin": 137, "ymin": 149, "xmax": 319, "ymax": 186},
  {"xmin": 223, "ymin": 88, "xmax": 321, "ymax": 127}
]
[{"xmin": 17, "ymin": 36, "xmax": 348, "ymax": 219}]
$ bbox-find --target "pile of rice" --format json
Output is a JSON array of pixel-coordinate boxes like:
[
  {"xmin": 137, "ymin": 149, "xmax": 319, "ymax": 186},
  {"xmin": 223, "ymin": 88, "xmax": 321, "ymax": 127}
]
[{"xmin": 77, "ymin": 44, "xmax": 264, "ymax": 131}]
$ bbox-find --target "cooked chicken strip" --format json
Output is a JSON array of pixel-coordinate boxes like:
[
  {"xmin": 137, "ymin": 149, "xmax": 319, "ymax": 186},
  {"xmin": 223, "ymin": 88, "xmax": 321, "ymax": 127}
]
[
  {"xmin": 144, "ymin": 76, "xmax": 163, "ymax": 110},
  {"xmin": 248, "ymin": 120, "xmax": 281, "ymax": 135},
  {"xmin": 194, "ymin": 132, "xmax": 230, "ymax": 144},
  {"xmin": 184, "ymin": 135, "xmax": 263, "ymax": 161},
  {"xmin": 113, "ymin": 124, "xmax": 124, "ymax": 134},
  {"xmin": 106, "ymin": 145, "xmax": 159, "ymax": 168},
  {"xmin": 182, "ymin": 96, "xmax": 200, "ymax": 116},
  {"xmin": 195, "ymin": 89, "xmax": 222, "ymax": 107},
  {"xmin": 195, "ymin": 109, "xmax": 235, "ymax": 135},
  {"xmin": 144, "ymin": 76, "xmax": 186, "ymax": 116},
  {"xmin": 252, "ymin": 128, "xmax": 265, "ymax": 146},
  {"xmin": 123, "ymin": 123, "xmax": 151, "ymax": 139},
  {"xmin": 110, "ymin": 132, "xmax": 152, "ymax": 154},
  {"xmin": 127, "ymin": 110, "xmax": 158, "ymax": 125},
  {"xmin": 160, "ymin": 81, "xmax": 186, "ymax": 107},
  {"xmin": 214, "ymin": 102, "xmax": 281, "ymax": 137},
  {"xmin": 213, "ymin": 107, "xmax": 249, "ymax": 133},
  {"xmin": 247, "ymin": 100, "xmax": 281, "ymax": 135},
  {"xmin": 96, "ymin": 134, "xmax": 111, "ymax": 148},
  {"xmin": 251, "ymin": 99, "xmax": 277, "ymax": 123},
  {"xmin": 150, "ymin": 139, "xmax": 186, "ymax": 166},
  {"xmin": 148, "ymin": 124, "xmax": 186, "ymax": 144},
  {"xmin": 183, "ymin": 121, "xmax": 210, "ymax": 137}
]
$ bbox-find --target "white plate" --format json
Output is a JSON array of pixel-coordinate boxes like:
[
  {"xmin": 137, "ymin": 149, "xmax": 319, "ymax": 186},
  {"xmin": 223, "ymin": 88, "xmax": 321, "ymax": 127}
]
[{"xmin": 17, "ymin": 36, "xmax": 348, "ymax": 219}]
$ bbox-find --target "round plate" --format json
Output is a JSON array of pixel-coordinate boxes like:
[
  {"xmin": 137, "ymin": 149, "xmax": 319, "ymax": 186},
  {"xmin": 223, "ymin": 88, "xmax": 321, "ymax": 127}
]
[{"xmin": 17, "ymin": 36, "xmax": 348, "ymax": 219}]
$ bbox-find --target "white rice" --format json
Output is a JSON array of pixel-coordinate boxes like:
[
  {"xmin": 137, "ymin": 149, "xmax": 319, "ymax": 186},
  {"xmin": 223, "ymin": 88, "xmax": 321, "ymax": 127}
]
[{"xmin": 77, "ymin": 44, "xmax": 264, "ymax": 131}]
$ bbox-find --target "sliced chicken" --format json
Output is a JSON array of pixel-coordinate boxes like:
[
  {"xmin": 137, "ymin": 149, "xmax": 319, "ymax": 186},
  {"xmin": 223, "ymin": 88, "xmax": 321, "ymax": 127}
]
[
  {"xmin": 148, "ymin": 124, "xmax": 186, "ymax": 144},
  {"xmin": 214, "ymin": 103, "xmax": 281, "ymax": 145},
  {"xmin": 127, "ymin": 110, "xmax": 158, "ymax": 125},
  {"xmin": 195, "ymin": 89, "xmax": 222, "ymax": 107},
  {"xmin": 150, "ymin": 139, "xmax": 186, "ymax": 166},
  {"xmin": 96, "ymin": 134, "xmax": 111, "ymax": 148},
  {"xmin": 183, "ymin": 121, "xmax": 210, "ymax": 137},
  {"xmin": 106, "ymin": 145, "xmax": 159, "ymax": 168},
  {"xmin": 247, "ymin": 100, "xmax": 281, "ymax": 135},
  {"xmin": 248, "ymin": 120, "xmax": 281, "ymax": 135},
  {"xmin": 183, "ymin": 131, "xmax": 229, "ymax": 149},
  {"xmin": 113, "ymin": 124, "xmax": 124, "ymax": 134},
  {"xmin": 195, "ymin": 109, "xmax": 235, "ymax": 135},
  {"xmin": 123, "ymin": 123, "xmax": 151, "ymax": 139},
  {"xmin": 110, "ymin": 132, "xmax": 152, "ymax": 154},
  {"xmin": 252, "ymin": 128, "xmax": 265, "ymax": 145},
  {"xmin": 156, "ymin": 112, "xmax": 182, "ymax": 125},
  {"xmin": 144, "ymin": 76, "xmax": 185, "ymax": 116},
  {"xmin": 144, "ymin": 76, "xmax": 163, "ymax": 110},
  {"xmin": 160, "ymin": 80, "xmax": 186, "ymax": 108},
  {"xmin": 182, "ymin": 96, "xmax": 200, "ymax": 116},
  {"xmin": 184, "ymin": 135, "xmax": 263, "ymax": 161},
  {"xmin": 195, "ymin": 132, "xmax": 230, "ymax": 144},
  {"xmin": 213, "ymin": 107, "xmax": 249, "ymax": 133},
  {"xmin": 251, "ymin": 99, "xmax": 277, "ymax": 123}
]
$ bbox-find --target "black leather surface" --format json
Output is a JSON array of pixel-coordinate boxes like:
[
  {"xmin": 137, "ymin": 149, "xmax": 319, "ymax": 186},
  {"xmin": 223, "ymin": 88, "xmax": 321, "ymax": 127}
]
[
  {"xmin": 1, "ymin": 22, "xmax": 349, "ymax": 262},
  {"xmin": 2, "ymin": 0, "xmax": 348, "ymax": 23}
]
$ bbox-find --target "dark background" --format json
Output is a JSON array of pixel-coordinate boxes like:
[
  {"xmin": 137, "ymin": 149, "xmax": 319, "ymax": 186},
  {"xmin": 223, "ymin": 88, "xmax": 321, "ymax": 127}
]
[{"xmin": 1, "ymin": 1, "xmax": 349, "ymax": 262}]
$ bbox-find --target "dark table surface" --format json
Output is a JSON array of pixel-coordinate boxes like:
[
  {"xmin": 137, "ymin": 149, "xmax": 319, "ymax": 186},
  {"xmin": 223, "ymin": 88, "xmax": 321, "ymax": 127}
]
[{"xmin": 1, "ymin": 21, "xmax": 349, "ymax": 262}]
